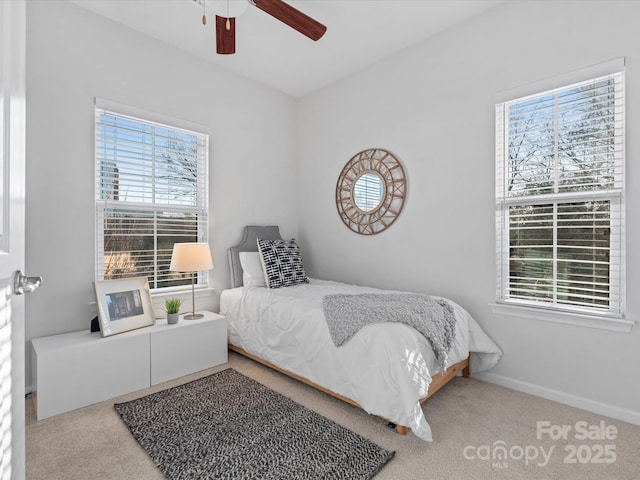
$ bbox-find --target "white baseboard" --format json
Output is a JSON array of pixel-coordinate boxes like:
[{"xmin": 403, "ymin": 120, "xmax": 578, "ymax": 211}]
[{"xmin": 473, "ymin": 371, "xmax": 640, "ymax": 426}]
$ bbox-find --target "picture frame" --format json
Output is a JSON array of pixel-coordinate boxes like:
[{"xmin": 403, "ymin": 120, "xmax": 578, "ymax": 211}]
[{"xmin": 93, "ymin": 276, "xmax": 156, "ymax": 337}]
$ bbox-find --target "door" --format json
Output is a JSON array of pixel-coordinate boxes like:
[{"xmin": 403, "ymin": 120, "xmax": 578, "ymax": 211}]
[{"xmin": 1, "ymin": 1, "xmax": 27, "ymax": 478}]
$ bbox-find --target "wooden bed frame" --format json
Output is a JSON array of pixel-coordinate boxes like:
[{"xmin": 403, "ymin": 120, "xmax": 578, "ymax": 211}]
[{"xmin": 229, "ymin": 344, "xmax": 470, "ymax": 435}]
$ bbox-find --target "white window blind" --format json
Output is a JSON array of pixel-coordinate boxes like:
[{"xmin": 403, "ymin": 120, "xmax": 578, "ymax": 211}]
[
  {"xmin": 496, "ymin": 70, "xmax": 625, "ymax": 317},
  {"xmin": 95, "ymin": 104, "xmax": 209, "ymax": 291}
]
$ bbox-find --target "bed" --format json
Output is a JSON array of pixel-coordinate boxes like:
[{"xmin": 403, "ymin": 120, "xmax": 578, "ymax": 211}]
[{"xmin": 220, "ymin": 226, "xmax": 502, "ymax": 441}]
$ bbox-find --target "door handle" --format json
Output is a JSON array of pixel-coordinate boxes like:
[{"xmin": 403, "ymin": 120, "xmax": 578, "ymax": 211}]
[{"xmin": 13, "ymin": 270, "xmax": 42, "ymax": 295}]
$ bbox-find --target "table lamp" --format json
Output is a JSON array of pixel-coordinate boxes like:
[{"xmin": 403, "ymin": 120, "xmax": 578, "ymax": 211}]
[{"xmin": 169, "ymin": 242, "xmax": 213, "ymax": 320}]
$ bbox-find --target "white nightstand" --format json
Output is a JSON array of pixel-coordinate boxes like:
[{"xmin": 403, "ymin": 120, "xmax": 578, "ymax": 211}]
[
  {"xmin": 150, "ymin": 312, "xmax": 227, "ymax": 385},
  {"xmin": 31, "ymin": 311, "xmax": 227, "ymax": 420}
]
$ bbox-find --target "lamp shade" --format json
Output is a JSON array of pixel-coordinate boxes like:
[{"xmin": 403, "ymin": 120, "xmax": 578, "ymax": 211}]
[{"xmin": 169, "ymin": 243, "xmax": 213, "ymax": 272}]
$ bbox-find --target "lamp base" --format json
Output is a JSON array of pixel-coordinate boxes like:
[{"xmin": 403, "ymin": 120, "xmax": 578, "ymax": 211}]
[{"xmin": 183, "ymin": 313, "xmax": 204, "ymax": 320}]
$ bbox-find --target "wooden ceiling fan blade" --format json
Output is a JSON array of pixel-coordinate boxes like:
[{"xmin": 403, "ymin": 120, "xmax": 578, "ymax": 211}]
[
  {"xmin": 216, "ymin": 15, "xmax": 236, "ymax": 54},
  {"xmin": 251, "ymin": 0, "xmax": 326, "ymax": 41}
]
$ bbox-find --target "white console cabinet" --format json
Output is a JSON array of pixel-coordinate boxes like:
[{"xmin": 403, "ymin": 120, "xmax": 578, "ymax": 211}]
[{"xmin": 31, "ymin": 311, "xmax": 227, "ymax": 420}]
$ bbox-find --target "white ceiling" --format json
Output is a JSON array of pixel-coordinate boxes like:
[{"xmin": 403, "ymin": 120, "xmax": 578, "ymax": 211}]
[{"xmin": 69, "ymin": 0, "xmax": 503, "ymax": 98}]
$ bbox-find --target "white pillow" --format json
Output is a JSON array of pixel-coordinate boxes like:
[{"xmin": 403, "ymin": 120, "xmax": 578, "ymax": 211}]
[{"xmin": 239, "ymin": 252, "xmax": 267, "ymax": 287}]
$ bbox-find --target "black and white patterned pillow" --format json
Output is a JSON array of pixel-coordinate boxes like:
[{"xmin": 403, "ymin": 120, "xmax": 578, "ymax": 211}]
[{"xmin": 257, "ymin": 238, "xmax": 310, "ymax": 289}]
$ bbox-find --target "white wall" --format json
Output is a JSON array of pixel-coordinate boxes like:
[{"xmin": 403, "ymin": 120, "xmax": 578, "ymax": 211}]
[
  {"xmin": 25, "ymin": 0, "xmax": 640, "ymax": 424},
  {"xmin": 297, "ymin": 0, "xmax": 640, "ymax": 423},
  {"xmin": 25, "ymin": 1, "xmax": 299, "ymax": 387}
]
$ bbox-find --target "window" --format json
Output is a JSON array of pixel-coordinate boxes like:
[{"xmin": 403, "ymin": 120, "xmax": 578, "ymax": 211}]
[
  {"xmin": 95, "ymin": 100, "xmax": 209, "ymax": 291},
  {"xmin": 495, "ymin": 68, "xmax": 625, "ymax": 320}
]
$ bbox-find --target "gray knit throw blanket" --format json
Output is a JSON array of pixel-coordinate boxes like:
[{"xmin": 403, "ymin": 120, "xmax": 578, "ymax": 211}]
[{"xmin": 322, "ymin": 293, "xmax": 457, "ymax": 371}]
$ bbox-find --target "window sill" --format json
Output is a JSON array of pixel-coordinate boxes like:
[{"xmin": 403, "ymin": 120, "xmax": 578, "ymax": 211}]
[
  {"xmin": 151, "ymin": 287, "xmax": 215, "ymax": 301},
  {"xmin": 489, "ymin": 302, "xmax": 634, "ymax": 333},
  {"xmin": 150, "ymin": 287, "xmax": 215, "ymax": 319}
]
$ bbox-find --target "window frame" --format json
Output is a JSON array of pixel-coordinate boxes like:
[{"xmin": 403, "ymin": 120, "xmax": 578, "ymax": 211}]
[
  {"xmin": 94, "ymin": 99, "xmax": 210, "ymax": 295},
  {"xmin": 493, "ymin": 61, "xmax": 633, "ymax": 332}
]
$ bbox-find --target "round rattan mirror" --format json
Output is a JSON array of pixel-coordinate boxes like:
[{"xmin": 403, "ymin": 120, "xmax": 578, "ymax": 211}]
[{"xmin": 336, "ymin": 148, "xmax": 407, "ymax": 235}]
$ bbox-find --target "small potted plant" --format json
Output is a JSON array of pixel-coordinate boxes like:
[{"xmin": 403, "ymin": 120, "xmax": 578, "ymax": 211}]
[{"xmin": 165, "ymin": 298, "xmax": 182, "ymax": 324}]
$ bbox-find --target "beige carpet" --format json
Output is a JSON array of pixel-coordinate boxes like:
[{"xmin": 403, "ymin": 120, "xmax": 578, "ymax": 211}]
[{"xmin": 26, "ymin": 351, "xmax": 640, "ymax": 480}]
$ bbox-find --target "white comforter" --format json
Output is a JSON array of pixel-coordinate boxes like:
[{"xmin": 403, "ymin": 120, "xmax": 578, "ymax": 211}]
[{"xmin": 220, "ymin": 279, "xmax": 502, "ymax": 441}]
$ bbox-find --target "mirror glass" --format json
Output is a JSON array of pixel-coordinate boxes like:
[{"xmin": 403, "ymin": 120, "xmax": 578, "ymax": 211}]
[{"xmin": 353, "ymin": 172, "xmax": 384, "ymax": 212}]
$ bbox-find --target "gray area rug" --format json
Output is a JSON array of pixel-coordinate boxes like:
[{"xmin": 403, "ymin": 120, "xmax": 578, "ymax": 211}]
[{"xmin": 114, "ymin": 368, "xmax": 394, "ymax": 480}]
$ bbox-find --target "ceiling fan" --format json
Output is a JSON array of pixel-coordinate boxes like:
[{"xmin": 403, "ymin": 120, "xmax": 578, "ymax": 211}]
[{"xmin": 194, "ymin": 0, "xmax": 327, "ymax": 55}]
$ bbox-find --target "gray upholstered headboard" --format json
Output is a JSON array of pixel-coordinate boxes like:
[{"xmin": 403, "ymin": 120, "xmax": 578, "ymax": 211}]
[{"xmin": 228, "ymin": 225, "xmax": 282, "ymax": 288}]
